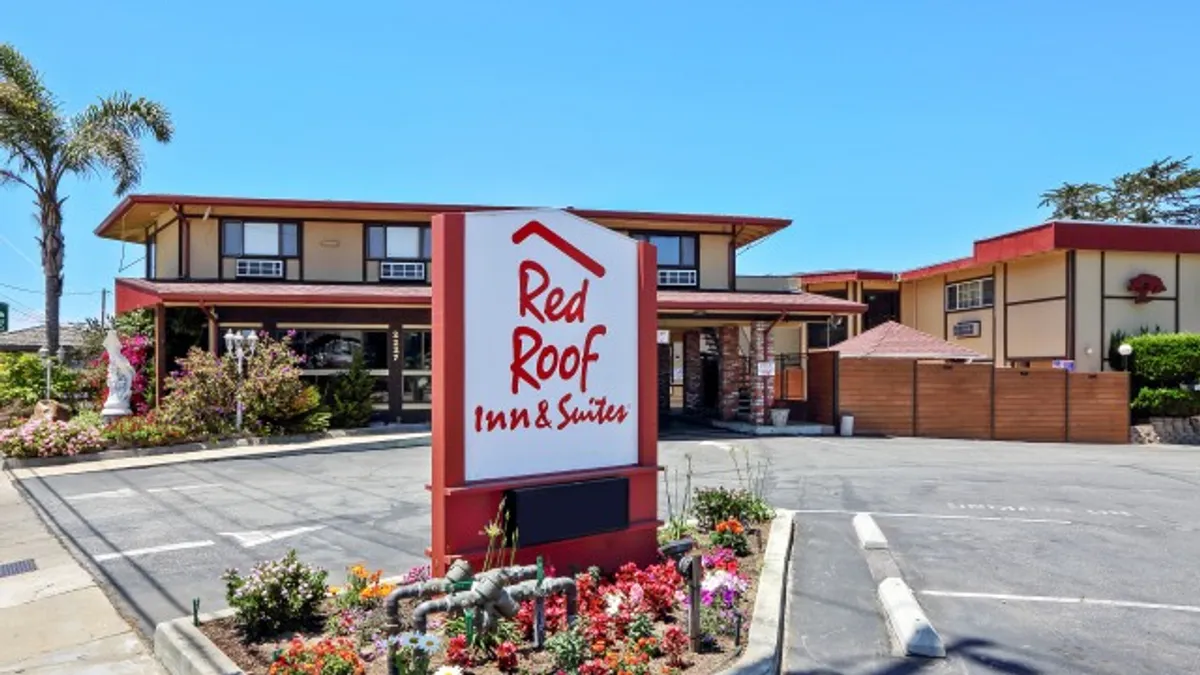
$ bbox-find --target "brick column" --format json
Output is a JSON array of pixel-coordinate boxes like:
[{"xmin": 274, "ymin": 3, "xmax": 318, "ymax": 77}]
[
  {"xmin": 718, "ymin": 325, "xmax": 742, "ymax": 421},
  {"xmin": 682, "ymin": 331, "xmax": 702, "ymax": 412},
  {"xmin": 657, "ymin": 343, "xmax": 671, "ymax": 412},
  {"xmin": 750, "ymin": 321, "xmax": 775, "ymax": 425}
]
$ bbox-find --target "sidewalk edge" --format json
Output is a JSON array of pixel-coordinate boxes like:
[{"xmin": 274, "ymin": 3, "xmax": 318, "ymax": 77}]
[{"xmin": 155, "ymin": 613, "xmax": 242, "ymax": 675}]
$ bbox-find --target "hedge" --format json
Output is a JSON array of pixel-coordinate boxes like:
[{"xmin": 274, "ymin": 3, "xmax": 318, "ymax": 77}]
[
  {"xmin": 1131, "ymin": 387, "xmax": 1200, "ymax": 418},
  {"xmin": 1126, "ymin": 333, "xmax": 1200, "ymax": 387}
]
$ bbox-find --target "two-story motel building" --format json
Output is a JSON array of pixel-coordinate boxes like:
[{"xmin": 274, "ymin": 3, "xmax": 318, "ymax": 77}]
[{"xmin": 99, "ymin": 194, "xmax": 864, "ymax": 424}]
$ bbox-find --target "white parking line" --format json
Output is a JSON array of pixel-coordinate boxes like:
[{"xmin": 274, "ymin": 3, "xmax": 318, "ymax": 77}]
[
  {"xmin": 145, "ymin": 483, "xmax": 223, "ymax": 494},
  {"xmin": 920, "ymin": 590, "xmax": 1200, "ymax": 614},
  {"xmin": 93, "ymin": 540, "xmax": 215, "ymax": 562},
  {"xmin": 792, "ymin": 508, "xmax": 1072, "ymax": 525},
  {"xmin": 65, "ymin": 488, "xmax": 137, "ymax": 501}
]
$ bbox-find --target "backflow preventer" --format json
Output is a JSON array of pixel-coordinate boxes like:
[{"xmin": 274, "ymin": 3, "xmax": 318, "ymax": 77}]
[{"xmin": 384, "ymin": 558, "xmax": 578, "ymax": 675}]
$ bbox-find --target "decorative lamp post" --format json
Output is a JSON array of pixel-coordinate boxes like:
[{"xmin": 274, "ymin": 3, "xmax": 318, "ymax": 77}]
[
  {"xmin": 36, "ymin": 346, "xmax": 51, "ymax": 401},
  {"xmin": 1118, "ymin": 343, "xmax": 1133, "ymax": 372},
  {"xmin": 224, "ymin": 330, "xmax": 259, "ymax": 431}
]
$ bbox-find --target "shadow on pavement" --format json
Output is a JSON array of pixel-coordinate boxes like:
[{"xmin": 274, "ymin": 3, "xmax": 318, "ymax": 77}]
[{"xmin": 790, "ymin": 638, "xmax": 1042, "ymax": 675}]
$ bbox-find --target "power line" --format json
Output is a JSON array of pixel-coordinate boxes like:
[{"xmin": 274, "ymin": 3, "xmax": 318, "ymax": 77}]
[{"xmin": 0, "ymin": 281, "xmax": 103, "ymax": 296}]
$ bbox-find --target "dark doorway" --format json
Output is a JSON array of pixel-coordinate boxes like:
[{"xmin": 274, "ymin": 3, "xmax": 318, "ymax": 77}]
[
  {"xmin": 864, "ymin": 289, "xmax": 900, "ymax": 330},
  {"xmin": 700, "ymin": 329, "xmax": 720, "ymax": 411}
]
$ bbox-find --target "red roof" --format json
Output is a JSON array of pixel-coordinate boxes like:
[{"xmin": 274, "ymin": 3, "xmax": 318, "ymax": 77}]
[
  {"xmin": 795, "ymin": 269, "xmax": 896, "ymax": 284},
  {"xmin": 115, "ymin": 279, "xmax": 865, "ymax": 315},
  {"xmin": 900, "ymin": 220, "xmax": 1200, "ymax": 281},
  {"xmin": 828, "ymin": 321, "xmax": 986, "ymax": 360}
]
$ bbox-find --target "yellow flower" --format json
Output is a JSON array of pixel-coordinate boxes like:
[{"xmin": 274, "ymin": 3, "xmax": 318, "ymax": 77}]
[
  {"xmin": 350, "ymin": 564, "xmax": 368, "ymax": 578},
  {"xmin": 327, "ymin": 585, "xmax": 342, "ymax": 597}
]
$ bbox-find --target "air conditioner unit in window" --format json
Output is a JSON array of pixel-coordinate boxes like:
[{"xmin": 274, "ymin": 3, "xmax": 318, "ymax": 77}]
[
  {"xmin": 952, "ymin": 320, "xmax": 982, "ymax": 338},
  {"xmin": 381, "ymin": 261, "xmax": 427, "ymax": 281}
]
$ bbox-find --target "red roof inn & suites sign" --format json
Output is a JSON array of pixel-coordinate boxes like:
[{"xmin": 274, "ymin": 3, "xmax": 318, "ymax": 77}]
[{"xmin": 430, "ymin": 210, "xmax": 659, "ymax": 575}]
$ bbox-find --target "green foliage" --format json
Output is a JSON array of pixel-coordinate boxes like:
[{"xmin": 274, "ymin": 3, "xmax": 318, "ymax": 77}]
[
  {"xmin": 693, "ymin": 486, "xmax": 773, "ymax": 529},
  {"xmin": 544, "ymin": 624, "xmax": 588, "ymax": 671},
  {"xmin": 79, "ymin": 309, "xmax": 155, "ymax": 361},
  {"xmin": 100, "ymin": 414, "xmax": 190, "ymax": 449},
  {"xmin": 325, "ymin": 348, "xmax": 375, "ymax": 429},
  {"xmin": 1039, "ymin": 156, "xmax": 1200, "ymax": 224},
  {"xmin": 0, "ymin": 353, "xmax": 81, "ymax": 406},
  {"xmin": 442, "ymin": 614, "xmax": 521, "ymax": 657},
  {"xmin": 159, "ymin": 333, "xmax": 327, "ymax": 437},
  {"xmin": 710, "ymin": 519, "xmax": 752, "ymax": 556},
  {"xmin": 661, "ymin": 454, "xmax": 694, "ymax": 542},
  {"xmin": 222, "ymin": 550, "xmax": 327, "ymax": 641},
  {"xmin": 1131, "ymin": 387, "xmax": 1200, "ymax": 418},
  {"xmin": 626, "ymin": 612, "xmax": 655, "ymax": 642},
  {"xmin": 0, "ymin": 416, "xmax": 105, "ymax": 458},
  {"xmin": 1108, "ymin": 327, "xmax": 1161, "ymax": 371},
  {"xmin": 1126, "ymin": 333, "xmax": 1200, "ymax": 387}
]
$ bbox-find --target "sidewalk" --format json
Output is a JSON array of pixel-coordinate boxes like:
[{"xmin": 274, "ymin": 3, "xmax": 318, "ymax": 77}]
[{"xmin": 0, "ymin": 474, "xmax": 163, "ymax": 674}]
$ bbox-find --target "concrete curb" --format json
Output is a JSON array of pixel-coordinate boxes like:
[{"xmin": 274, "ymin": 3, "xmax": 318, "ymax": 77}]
[
  {"xmin": 717, "ymin": 508, "xmax": 796, "ymax": 675},
  {"xmin": 2, "ymin": 424, "xmax": 430, "ymax": 469},
  {"xmin": 154, "ymin": 609, "xmax": 240, "ymax": 675},
  {"xmin": 877, "ymin": 577, "xmax": 945, "ymax": 658},
  {"xmin": 852, "ymin": 512, "xmax": 889, "ymax": 550}
]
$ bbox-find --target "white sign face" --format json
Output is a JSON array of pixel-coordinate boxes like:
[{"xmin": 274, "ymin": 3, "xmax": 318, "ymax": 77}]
[
  {"xmin": 757, "ymin": 361, "xmax": 776, "ymax": 377},
  {"xmin": 462, "ymin": 210, "xmax": 640, "ymax": 482},
  {"xmin": 657, "ymin": 330, "xmax": 671, "ymax": 344}
]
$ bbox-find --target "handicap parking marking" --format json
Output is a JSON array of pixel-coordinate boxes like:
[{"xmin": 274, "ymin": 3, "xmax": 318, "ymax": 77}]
[{"xmin": 946, "ymin": 502, "xmax": 1134, "ymax": 517}]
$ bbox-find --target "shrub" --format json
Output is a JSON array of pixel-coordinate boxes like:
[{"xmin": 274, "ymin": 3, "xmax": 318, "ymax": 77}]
[
  {"xmin": 222, "ymin": 549, "xmax": 328, "ymax": 640},
  {"xmin": 693, "ymin": 487, "xmax": 773, "ymax": 529},
  {"xmin": 1131, "ymin": 387, "xmax": 1200, "ymax": 418},
  {"xmin": 325, "ymin": 348, "xmax": 374, "ymax": 429},
  {"xmin": 100, "ymin": 414, "xmax": 190, "ymax": 448},
  {"xmin": 709, "ymin": 519, "xmax": 751, "ymax": 556},
  {"xmin": 160, "ymin": 333, "xmax": 328, "ymax": 437},
  {"xmin": 271, "ymin": 636, "xmax": 364, "ymax": 675},
  {"xmin": 1127, "ymin": 333, "xmax": 1200, "ymax": 387},
  {"xmin": 545, "ymin": 625, "xmax": 588, "ymax": 671},
  {"xmin": 0, "ymin": 416, "xmax": 105, "ymax": 458},
  {"xmin": 0, "ymin": 353, "xmax": 82, "ymax": 406}
]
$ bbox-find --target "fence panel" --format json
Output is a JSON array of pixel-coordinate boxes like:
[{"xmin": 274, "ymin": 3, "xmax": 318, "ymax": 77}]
[
  {"xmin": 838, "ymin": 359, "xmax": 915, "ymax": 436},
  {"xmin": 807, "ymin": 351, "xmax": 837, "ymax": 425},
  {"xmin": 994, "ymin": 369, "xmax": 1068, "ymax": 441},
  {"xmin": 1068, "ymin": 372, "xmax": 1130, "ymax": 444},
  {"xmin": 915, "ymin": 363, "xmax": 993, "ymax": 439}
]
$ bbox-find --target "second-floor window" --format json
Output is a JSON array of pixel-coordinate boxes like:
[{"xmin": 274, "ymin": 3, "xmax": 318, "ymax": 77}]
[
  {"xmin": 367, "ymin": 224, "xmax": 431, "ymax": 281},
  {"xmin": 945, "ymin": 277, "xmax": 994, "ymax": 312},
  {"xmin": 222, "ymin": 221, "xmax": 299, "ymax": 258},
  {"xmin": 631, "ymin": 233, "xmax": 698, "ymax": 287}
]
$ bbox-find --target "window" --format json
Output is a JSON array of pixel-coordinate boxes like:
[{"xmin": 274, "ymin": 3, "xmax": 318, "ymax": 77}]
[
  {"xmin": 222, "ymin": 221, "xmax": 299, "ymax": 257},
  {"xmin": 402, "ymin": 327, "xmax": 432, "ymax": 408},
  {"xmin": 367, "ymin": 224, "xmax": 431, "ymax": 260},
  {"xmin": 630, "ymin": 233, "xmax": 697, "ymax": 268},
  {"xmin": 146, "ymin": 238, "xmax": 156, "ymax": 279},
  {"xmin": 945, "ymin": 278, "xmax": 995, "ymax": 312}
]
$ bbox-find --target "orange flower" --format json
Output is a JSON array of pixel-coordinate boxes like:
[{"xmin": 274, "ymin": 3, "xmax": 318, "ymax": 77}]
[
  {"xmin": 716, "ymin": 521, "xmax": 728, "ymax": 533},
  {"xmin": 592, "ymin": 640, "xmax": 608, "ymax": 656}
]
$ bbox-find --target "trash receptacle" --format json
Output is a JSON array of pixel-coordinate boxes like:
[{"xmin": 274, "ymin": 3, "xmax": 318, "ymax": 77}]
[
  {"xmin": 770, "ymin": 408, "xmax": 790, "ymax": 427},
  {"xmin": 839, "ymin": 414, "xmax": 855, "ymax": 437}
]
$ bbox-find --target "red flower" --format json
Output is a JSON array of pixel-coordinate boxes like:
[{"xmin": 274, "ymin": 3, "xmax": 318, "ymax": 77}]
[
  {"xmin": 446, "ymin": 635, "xmax": 472, "ymax": 667},
  {"xmin": 496, "ymin": 641, "xmax": 519, "ymax": 673},
  {"xmin": 662, "ymin": 626, "xmax": 689, "ymax": 667}
]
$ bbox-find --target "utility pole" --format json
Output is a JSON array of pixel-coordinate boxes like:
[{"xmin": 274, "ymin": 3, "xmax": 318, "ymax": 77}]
[{"xmin": 99, "ymin": 288, "xmax": 107, "ymax": 327}]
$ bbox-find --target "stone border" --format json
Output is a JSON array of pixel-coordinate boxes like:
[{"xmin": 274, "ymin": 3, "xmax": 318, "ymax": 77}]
[
  {"xmin": 153, "ymin": 515, "xmax": 796, "ymax": 675},
  {"xmin": 2, "ymin": 423, "xmax": 431, "ymax": 469}
]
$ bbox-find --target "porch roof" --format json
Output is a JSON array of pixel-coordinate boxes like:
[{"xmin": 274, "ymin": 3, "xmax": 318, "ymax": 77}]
[
  {"xmin": 114, "ymin": 279, "xmax": 866, "ymax": 316},
  {"xmin": 826, "ymin": 321, "xmax": 986, "ymax": 360}
]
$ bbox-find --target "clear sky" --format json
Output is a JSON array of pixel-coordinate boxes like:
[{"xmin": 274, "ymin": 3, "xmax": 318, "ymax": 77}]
[{"xmin": 3, "ymin": 1, "xmax": 1198, "ymax": 330}]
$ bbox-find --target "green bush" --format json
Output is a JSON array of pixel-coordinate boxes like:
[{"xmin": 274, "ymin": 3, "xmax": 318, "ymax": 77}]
[
  {"xmin": 222, "ymin": 549, "xmax": 328, "ymax": 641},
  {"xmin": 1131, "ymin": 387, "xmax": 1200, "ymax": 418},
  {"xmin": 545, "ymin": 625, "xmax": 588, "ymax": 671},
  {"xmin": 1127, "ymin": 333, "xmax": 1200, "ymax": 387},
  {"xmin": 693, "ymin": 486, "xmax": 773, "ymax": 529},
  {"xmin": 159, "ymin": 333, "xmax": 328, "ymax": 437},
  {"xmin": 0, "ymin": 416, "xmax": 105, "ymax": 458},
  {"xmin": 101, "ymin": 414, "xmax": 191, "ymax": 448},
  {"xmin": 0, "ymin": 353, "xmax": 81, "ymax": 406},
  {"xmin": 325, "ymin": 348, "xmax": 374, "ymax": 429}
]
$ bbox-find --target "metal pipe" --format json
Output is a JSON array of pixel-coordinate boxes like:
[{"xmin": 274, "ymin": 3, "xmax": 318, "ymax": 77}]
[{"xmin": 507, "ymin": 577, "xmax": 579, "ymax": 626}]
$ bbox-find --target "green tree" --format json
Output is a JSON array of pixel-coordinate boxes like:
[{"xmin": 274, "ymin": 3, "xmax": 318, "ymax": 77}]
[
  {"xmin": 1039, "ymin": 156, "xmax": 1200, "ymax": 224},
  {"xmin": 326, "ymin": 348, "xmax": 375, "ymax": 429},
  {"xmin": 0, "ymin": 44, "xmax": 172, "ymax": 353}
]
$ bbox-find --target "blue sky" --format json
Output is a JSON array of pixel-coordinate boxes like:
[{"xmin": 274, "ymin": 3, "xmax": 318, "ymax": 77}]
[{"xmin": 3, "ymin": 0, "xmax": 1198, "ymax": 330}]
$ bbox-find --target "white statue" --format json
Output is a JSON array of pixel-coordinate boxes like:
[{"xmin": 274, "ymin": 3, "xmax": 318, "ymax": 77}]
[{"xmin": 101, "ymin": 329, "xmax": 134, "ymax": 421}]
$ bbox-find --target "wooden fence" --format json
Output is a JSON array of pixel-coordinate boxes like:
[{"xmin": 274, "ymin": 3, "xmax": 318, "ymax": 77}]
[{"xmin": 805, "ymin": 352, "xmax": 1129, "ymax": 444}]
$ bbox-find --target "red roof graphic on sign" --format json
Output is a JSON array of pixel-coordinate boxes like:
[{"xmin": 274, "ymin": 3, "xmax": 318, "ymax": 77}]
[{"xmin": 512, "ymin": 220, "xmax": 607, "ymax": 278}]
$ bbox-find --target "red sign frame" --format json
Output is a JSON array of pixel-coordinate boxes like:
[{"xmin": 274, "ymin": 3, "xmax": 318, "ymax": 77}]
[{"xmin": 428, "ymin": 211, "xmax": 660, "ymax": 575}]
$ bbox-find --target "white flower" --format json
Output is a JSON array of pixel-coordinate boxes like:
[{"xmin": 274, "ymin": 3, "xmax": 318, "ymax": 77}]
[
  {"xmin": 418, "ymin": 634, "xmax": 442, "ymax": 652},
  {"xmin": 434, "ymin": 667, "xmax": 463, "ymax": 675},
  {"xmin": 404, "ymin": 632, "xmax": 423, "ymax": 648},
  {"xmin": 605, "ymin": 592, "xmax": 623, "ymax": 616}
]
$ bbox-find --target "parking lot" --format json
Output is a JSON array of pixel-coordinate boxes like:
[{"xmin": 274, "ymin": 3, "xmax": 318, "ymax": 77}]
[{"xmin": 11, "ymin": 431, "xmax": 1200, "ymax": 674}]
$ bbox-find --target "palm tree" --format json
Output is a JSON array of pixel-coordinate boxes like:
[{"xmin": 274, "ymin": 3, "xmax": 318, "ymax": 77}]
[{"xmin": 0, "ymin": 43, "xmax": 172, "ymax": 352}]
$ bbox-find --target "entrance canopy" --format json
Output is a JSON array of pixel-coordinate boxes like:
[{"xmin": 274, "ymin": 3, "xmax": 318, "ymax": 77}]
[{"xmin": 114, "ymin": 278, "xmax": 866, "ymax": 318}]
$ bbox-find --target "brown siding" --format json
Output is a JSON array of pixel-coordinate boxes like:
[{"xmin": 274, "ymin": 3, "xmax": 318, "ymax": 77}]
[
  {"xmin": 838, "ymin": 359, "xmax": 914, "ymax": 436},
  {"xmin": 1068, "ymin": 373, "xmax": 1130, "ymax": 443},
  {"xmin": 914, "ymin": 363, "xmax": 992, "ymax": 438},
  {"xmin": 994, "ymin": 369, "xmax": 1066, "ymax": 441},
  {"xmin": 807, "ymin": 351, "xmax": 837, "ymax": 425}
]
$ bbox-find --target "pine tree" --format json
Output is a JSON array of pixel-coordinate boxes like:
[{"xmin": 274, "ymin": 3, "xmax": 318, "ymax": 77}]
[{"xmin": 327, "ymin": 348, "xmax": 375, "ymax": 428}]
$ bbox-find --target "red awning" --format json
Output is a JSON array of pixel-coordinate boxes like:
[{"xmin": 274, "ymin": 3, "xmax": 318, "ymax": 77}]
[{"xmin": 115, "ymin": 278, "xmax": 865, "ymax": 316}]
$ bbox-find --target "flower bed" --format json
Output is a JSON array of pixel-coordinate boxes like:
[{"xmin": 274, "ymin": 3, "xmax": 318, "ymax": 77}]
[{"xmin": 199, "ymin": 526, "xmax": 769, "ymax": 675}]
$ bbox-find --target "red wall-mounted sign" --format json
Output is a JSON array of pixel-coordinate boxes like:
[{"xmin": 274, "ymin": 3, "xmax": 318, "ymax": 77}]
[
  {"xmin": 429, "ymin": 209, "xmax": 660, "ymax": 576},
  {"xmin": 1127, "ymin": 273, "xmax": 1166, "ymax": 304}
]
